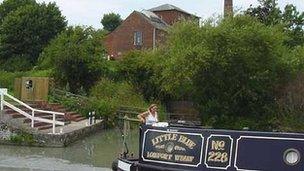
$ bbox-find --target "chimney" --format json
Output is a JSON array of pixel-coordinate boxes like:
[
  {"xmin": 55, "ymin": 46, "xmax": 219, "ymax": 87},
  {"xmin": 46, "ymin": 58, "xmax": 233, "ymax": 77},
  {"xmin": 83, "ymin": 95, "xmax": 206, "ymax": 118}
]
[{"xmin": 224, "ymin": 0, "xmax": 233, "ymax": 17}]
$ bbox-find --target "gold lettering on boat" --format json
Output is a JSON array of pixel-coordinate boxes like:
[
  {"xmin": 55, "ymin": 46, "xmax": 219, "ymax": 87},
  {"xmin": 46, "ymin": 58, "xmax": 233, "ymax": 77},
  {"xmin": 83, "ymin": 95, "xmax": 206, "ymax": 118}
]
[
  {"xmin": 146, "ymin": 152, "xmax": 173, "ymax": 160},
  {"xmin": 151, "ymin": 134, "xmax": 178, "ymax": 146},
  {"xmin": 146, "ymin": 152, "xmax": 195, "ymax": 163},
  {"xmin": 174, "ymin": 155, "xmax": 195, "ymax": 162},
  {"xmin": 177, "ymin": 135, "xmax": 196, "ymax": 149}
]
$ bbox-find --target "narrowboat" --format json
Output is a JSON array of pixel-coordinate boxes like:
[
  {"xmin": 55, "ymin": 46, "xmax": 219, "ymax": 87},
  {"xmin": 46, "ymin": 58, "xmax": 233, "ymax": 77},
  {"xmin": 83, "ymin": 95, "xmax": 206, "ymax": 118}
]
[{"xmin": 114, "ymin": 123, "xmax": 304, "ymax": 171}]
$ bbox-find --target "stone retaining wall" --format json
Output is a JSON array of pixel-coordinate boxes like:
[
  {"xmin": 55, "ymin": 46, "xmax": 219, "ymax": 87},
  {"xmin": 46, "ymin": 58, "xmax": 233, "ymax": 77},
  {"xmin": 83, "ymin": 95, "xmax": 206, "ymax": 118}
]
[
  {"xmin": 34, "ymin": 121, "xmax": 105, "ymax": 147},
  {"xmin": 0, "ymin": 120, "xmax": 105, "ymax": 147}
]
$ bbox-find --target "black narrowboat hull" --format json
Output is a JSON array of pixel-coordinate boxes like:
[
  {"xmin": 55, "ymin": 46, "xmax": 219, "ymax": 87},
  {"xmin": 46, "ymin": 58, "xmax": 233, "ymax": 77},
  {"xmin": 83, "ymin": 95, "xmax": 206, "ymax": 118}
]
[{"xmin": 116, "ymin": 125, "xmax": 304, "ymax": 171}]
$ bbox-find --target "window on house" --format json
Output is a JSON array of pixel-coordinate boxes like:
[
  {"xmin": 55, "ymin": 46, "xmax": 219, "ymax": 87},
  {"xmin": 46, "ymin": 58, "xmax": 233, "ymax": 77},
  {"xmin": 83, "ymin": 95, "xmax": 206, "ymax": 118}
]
[{"xmin": 134, "ymin": 31, "xmax": 143, "ymax": 46}]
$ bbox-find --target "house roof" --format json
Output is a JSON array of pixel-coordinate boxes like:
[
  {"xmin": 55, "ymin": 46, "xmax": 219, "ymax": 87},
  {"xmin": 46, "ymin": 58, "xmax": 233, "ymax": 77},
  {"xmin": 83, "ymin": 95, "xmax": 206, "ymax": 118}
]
[
  {"xmin": 138, "ymin": 10, "xmax": 169, "ymax": 31},
  {"xmin": 148, "ymin": 4, "xmax": 199, "ymax": 18}
]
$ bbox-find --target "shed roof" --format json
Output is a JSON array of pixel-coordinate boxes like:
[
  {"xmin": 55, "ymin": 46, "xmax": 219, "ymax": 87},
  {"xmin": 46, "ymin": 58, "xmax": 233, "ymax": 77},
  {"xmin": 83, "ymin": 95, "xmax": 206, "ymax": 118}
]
[{"xmin": 138, "ymin": 10, "xmax": 169, "ymax": 31}]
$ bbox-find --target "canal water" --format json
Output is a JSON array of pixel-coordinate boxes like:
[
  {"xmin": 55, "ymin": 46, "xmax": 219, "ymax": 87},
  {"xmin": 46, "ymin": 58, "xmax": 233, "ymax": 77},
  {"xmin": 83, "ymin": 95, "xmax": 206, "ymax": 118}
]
[{"xmin": 0, "ymin": 129, "xmax": 139, "ymax": 171}]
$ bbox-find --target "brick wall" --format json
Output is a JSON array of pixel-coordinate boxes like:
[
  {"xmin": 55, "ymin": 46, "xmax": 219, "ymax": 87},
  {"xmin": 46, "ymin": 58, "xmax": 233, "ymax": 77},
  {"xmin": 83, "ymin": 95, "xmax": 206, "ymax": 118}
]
[
  {"xmin": 153, "ymin": 10, "xmax": 194, "ymax": 26},
  {"xmin": 155, "ymin": 29, "xmax": 167, "ymax": 46},
  {"xmin": 105, "ymin": 11, "xmax": 156, "ymax": 59},
  {"xmin": 104, "ymin": 10, "xmax": 198, "ymax": 58}
]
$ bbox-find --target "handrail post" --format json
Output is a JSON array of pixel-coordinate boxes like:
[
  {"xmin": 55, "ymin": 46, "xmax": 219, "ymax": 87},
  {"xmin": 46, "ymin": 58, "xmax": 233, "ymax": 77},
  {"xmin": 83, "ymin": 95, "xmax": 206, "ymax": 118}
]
[
  {"xmin": 0, "ymin": 89, "xmax": 64, "ymax": 133},
  {"xmin": 0, "ymin": 88, "xmax": 7, "ymax": 111},
  {"xmin": 31, "ymin": 110, "xmax": 35, "ymax": 128},
  {"xmin": 0, "ymin": 91, "xmax": 3, "ymax": 111},
  {"xmin": 52, "ymin": 114, "xmax": 56, "ymax": 134}
]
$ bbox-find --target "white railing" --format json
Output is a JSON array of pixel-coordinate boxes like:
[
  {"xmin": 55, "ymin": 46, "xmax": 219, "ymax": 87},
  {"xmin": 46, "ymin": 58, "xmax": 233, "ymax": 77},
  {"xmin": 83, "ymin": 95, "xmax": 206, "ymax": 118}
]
[{"xmin": 0, "ymin": 88, "xmax": 65, "ymax": 134}]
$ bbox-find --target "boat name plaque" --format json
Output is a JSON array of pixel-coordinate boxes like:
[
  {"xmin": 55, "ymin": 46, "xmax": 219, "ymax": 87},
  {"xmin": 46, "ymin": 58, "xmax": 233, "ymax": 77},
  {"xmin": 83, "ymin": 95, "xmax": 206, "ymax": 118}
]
[{"xmin": 142, "ymin": 129, "xmax": 204, "ymax": 167}]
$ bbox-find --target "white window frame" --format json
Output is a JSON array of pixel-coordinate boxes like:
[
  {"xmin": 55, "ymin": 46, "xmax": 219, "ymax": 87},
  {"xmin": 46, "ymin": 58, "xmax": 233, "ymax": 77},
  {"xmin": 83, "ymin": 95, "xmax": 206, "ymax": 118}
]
[{"xmin": 134, "ymin": 31, "xmax": 143, "ymax": 46}]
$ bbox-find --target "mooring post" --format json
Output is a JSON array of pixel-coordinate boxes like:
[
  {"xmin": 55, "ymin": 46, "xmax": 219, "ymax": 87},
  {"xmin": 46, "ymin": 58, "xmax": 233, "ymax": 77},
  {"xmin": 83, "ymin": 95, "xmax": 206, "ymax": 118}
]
[
  {"xmin": 123, "ymin": 115, "xmax": 127, "ymax": 139},
  {"xmin": 122, "ymin": 115, "xmax": 129, "ymax": 158},
  {"xmin": 89, "ymin": 112, "xmax": 92, "ymax": 125},
  {"xmin": 92, "ymin": 111, "xmax": 96, "ymax": 124}
]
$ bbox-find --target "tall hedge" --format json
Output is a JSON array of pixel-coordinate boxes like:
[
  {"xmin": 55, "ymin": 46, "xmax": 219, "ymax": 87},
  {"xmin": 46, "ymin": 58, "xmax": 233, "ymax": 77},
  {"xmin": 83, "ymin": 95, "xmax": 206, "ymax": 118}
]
[{"xmin": 121, "ymin": 16, "xmax": 297, "ymax": 130}]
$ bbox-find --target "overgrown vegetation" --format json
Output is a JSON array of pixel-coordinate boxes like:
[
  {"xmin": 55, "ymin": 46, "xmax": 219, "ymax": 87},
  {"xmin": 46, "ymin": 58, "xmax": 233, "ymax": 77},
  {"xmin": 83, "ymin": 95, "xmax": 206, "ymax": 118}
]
[
  {"xmin": 49, "ymin": 78, "xmax": 149, "ymax": 127},
  {"xmin": 10, "ymin": 131, "xmax": 35, "ymax": 144},
  {"xmin": 1, "ymin": 0, "xmax": 304, "ymax": 131},
  {"xmin": 119, "ymin": 14, "xmax": 304, "ymax": 131},
  {"xmin": 39, "ymin": 26, "xmax": 107, "ymax": 93}
]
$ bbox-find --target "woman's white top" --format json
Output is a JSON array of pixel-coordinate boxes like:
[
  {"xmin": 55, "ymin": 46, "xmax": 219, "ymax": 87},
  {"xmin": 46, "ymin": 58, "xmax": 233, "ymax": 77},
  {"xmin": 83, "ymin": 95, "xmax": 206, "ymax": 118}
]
[{"xmin": 146, "ymin": 111, "xmax": 158, "ymax": 125}]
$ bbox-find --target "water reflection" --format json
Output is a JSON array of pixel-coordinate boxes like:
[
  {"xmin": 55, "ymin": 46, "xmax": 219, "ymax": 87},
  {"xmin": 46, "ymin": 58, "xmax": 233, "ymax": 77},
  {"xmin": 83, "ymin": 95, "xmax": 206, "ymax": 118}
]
[{"xmin": 0, "ymin": 129, "xmax": 139, "ymax": 171}]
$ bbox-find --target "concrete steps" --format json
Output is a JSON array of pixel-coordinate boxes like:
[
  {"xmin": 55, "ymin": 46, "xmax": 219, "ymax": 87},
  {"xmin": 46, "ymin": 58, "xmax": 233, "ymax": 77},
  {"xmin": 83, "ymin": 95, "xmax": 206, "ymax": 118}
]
[
  {"xmin": 2, "ymin": 101, "xmax": 86, "ymax": 131},
  {"xmin": 35, "ymin": 124, "xmax": 53, "ymax": 130},
  {"xmin": 65, "ymin": 111, "xmax": 86, "ymax": 122},
  {"xmin": 23, "ymin": 116, "xmax": 69, "ymax": 124},
  {"xmin": 46, "ymin": 103, "xmax": 86, "ymax": 122}
]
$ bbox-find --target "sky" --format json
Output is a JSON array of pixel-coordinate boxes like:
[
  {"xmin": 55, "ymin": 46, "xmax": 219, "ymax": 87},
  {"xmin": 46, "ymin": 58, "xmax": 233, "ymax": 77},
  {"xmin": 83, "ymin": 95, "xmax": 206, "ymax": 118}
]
[{"xmin": 2, "ymin": 0, "xmax": 304, "ymax": 29}]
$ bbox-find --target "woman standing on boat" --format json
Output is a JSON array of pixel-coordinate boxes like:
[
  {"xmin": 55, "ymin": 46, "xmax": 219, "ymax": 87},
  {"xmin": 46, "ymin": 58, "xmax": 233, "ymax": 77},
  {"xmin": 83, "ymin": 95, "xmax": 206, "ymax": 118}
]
[{"xmin": 137, "ymin": 104, "xmax": 158, "ymax": 125}]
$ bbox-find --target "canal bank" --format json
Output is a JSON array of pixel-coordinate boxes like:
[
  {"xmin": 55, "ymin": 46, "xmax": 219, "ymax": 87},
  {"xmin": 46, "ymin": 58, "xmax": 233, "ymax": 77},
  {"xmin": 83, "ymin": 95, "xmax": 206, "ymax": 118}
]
[
  {"xmin": 0, "ymin": 116, "xmax": 105, "ymax": 147},
  {"xmin": 0, "ymin": 129, "xmax": 139, "ymax": 170},
  {"xmin": 34, "ymin": 119, "xmax": 105, "ymax": 147}
]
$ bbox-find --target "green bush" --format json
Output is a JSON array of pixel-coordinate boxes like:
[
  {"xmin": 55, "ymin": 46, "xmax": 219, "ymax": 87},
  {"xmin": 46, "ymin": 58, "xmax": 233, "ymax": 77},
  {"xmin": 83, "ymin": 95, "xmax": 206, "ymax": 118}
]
[
  {"xmin": 159, "ymin": 16, "xmax": 293, "ymax": 130},
  {"xmin": 119, "ymin": 50, "xmax": 168, "ymax": 101},
  {"xmin": 10, "ymin": 132, "xmax": 34, "ymax": 144},
  {"xmin": 0, "ymin": 71, "xmax": 23, "ymax": 91},
  {"xmin": 90, "ymin": 78, "xmax": 148, "ymax": 108},
  {"xmin": 88, "ymin": 78, "xmax": 149, "ymax": 127},
  {"xmin": 48, "ymin": 78, "xmax": 151, "ymax": 127},
  {"xmin": 80, "ymin": 98, "xmax": 116, "ymax": 126},
  {"xmin": 0, "ymin": 55, "xmax": 33, "ymax": 72},
  {"xmin": 120, "ymin": 16, "xmax": 299, "ymax": 130},
  {"xmin": 27, "ymin": 69, "xmax": 52, "ymax": 77},
  {"xmin": 39, "ymin": 26, "xmax": 107, "ymax": 93}
]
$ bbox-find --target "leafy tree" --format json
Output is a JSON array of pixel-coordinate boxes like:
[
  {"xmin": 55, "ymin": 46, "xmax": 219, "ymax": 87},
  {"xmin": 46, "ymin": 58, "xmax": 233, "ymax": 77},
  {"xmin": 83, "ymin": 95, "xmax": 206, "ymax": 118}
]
[
  {"xmin": 0, "ymin": 0, "xmax": 36, "ymax": 24},
  {"xmin": 162, "ymin": 16, "xmax": 289, "ymax": 129},
  {"xmin": 246, "ymin": 0, "xmax": 304, "ymax": 47},
  {"xmin": 0, "ymin": 55, "xmax": 32, "ymax": 71},
  {"xmin": 101, "ymin": 13, "xmax": 122, "ymax": 32},
  {"xmin": 0, "ymin": 2, "xmax": 66, "ymax": 66},
  {"xmin": 128, "ymin": 16, "xmax": 293, "ymax": 130},
  {"xmin": 39, "ymin": 26, "xmax": 107, "ymax": 93},
  {"xmin": 119, "ymin": 50, "xmax": 167, "ymax": 101}
]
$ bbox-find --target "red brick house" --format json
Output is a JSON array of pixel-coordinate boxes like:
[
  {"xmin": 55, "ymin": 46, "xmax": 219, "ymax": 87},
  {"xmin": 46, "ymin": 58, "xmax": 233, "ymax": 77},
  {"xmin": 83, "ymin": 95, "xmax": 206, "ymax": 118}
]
[{"xmin": 105, "ymin": 4, "xmax": 199, "ymax": 59}]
